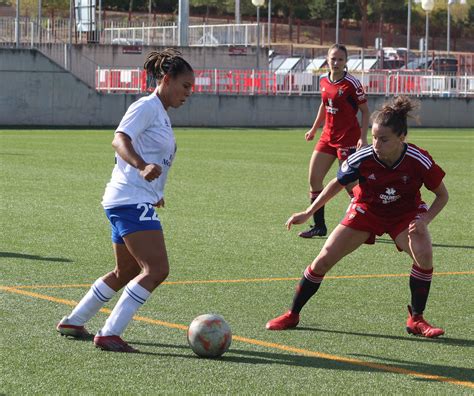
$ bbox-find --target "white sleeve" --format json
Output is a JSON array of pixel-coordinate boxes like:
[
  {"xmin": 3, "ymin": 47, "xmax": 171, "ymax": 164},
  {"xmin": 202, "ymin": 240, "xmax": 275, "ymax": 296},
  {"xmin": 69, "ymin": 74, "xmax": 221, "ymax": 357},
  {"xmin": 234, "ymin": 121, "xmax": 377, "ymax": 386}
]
[{"xmin": 115, "ymin": 100, "xmax": 154, "ymax": 141}]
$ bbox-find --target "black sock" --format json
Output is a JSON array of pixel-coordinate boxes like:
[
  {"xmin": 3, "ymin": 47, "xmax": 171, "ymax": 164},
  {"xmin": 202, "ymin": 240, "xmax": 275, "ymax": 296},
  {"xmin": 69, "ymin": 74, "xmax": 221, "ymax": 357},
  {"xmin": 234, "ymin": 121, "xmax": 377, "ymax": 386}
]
[
  {"xmin": 409, "ymin": 264, "xmax": 433, "ymax": 316},
  {"xmin": 310, "ymin": 192, "xmax": 325, "ymax": 228},
  {"xmin": 291, "ymin": 266, "xmax": 325, "ymax": 314}
]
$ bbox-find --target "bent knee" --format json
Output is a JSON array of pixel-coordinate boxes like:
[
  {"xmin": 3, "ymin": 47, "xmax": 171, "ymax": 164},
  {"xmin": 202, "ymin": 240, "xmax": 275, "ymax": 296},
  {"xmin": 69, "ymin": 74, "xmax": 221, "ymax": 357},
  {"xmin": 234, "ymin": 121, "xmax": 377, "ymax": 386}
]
[
  {"xmin": 114, "ymin": 266, "xmax": 141, "ymax": 282},
  {"xmin": 144, "ymin": 265, "xmax": 169, "ymax": 287},
  {"xmin": 311, "ymin": 254, "xmax": 334, "ymax": 275}
]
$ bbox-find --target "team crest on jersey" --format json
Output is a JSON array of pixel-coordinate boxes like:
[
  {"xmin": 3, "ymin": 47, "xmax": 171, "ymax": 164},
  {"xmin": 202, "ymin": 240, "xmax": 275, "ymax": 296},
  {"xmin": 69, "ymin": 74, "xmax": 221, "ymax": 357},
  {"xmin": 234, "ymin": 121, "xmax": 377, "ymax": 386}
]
[
  {"xmin": 368, "ymin": 173, "xmax": 376, "ymax": 180},
  {"xmin": 338, "ymin": 88, "xmax": 344, "ymax": 97},
  {"xmin": 401, "ymin": 175, "xmax": 410, "ymax": 184}
]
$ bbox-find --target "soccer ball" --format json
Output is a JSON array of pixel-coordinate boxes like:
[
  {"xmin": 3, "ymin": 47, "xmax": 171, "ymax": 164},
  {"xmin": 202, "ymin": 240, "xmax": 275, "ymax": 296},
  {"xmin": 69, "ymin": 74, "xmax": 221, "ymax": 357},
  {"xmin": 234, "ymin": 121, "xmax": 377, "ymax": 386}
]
[{"xmin": 187, "ymin": 314, "xmax": 232, "ymax": 358}]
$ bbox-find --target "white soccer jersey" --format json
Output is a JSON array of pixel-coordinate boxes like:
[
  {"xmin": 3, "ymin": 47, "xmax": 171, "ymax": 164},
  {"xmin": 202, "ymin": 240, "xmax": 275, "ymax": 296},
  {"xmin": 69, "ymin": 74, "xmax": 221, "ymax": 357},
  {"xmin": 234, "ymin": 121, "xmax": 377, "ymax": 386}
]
[{"xmin": 102, "ymin": 91, "xmax": 176, "ymax": 209}]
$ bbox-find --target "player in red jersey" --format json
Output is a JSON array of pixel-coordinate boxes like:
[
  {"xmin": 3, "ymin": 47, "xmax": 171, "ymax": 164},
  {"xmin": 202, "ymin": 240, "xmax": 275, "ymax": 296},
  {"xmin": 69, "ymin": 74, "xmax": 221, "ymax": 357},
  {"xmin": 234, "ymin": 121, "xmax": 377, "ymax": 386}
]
[
  {"xmin": 267, "ymin": 96, "xmax": 449, "ymax": 338},
  {"xmin": 300, "ymin": 44, "xmax": 370, "ymax": 238}
]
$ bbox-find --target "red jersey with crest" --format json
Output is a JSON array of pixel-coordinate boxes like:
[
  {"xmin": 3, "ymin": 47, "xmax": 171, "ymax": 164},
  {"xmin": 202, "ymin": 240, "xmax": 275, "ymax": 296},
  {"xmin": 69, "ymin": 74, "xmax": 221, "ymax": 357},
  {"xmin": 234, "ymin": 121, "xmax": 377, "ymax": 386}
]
[
  {"xmin": 319, "ymin": 72, "xmax": 367, "ymax": 146},
  {"xmin": 337, "ymin": 143, "xmax": 445, "ymax": 217}
]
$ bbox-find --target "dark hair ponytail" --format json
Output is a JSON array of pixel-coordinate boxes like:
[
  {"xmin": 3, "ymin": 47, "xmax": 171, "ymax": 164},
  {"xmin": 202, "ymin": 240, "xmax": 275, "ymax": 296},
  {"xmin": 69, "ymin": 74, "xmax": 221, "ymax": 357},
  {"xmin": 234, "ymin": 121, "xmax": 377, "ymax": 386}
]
[
  {"xmin": 144, "ymin": 48, "xmax": 193, "ymax": 81},
  {"xmin": 371, "ymin": 96, "xmax": 419, "ymax": 136}
]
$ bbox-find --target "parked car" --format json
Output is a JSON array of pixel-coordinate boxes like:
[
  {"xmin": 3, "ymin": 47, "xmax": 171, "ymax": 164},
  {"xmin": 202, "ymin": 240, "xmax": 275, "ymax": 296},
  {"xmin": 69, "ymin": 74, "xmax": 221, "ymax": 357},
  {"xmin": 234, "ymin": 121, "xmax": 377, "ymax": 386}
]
[
  {"xmin": 383, "ymin": 47, "xmax": 416, "ymax": 62},
  {"xmin": 111, "ymin": 38, "xmax": 144, "ymax": 46},
  {"xmin": 403, "ymin": 57, "xmax": 458, "ymax": 73}
]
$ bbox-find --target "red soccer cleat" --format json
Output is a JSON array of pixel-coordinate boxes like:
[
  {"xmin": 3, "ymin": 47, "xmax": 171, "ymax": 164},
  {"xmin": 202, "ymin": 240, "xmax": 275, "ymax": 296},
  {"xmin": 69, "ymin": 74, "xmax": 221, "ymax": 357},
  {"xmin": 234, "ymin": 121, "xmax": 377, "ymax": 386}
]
[
  {"xmin": 94, "ymin": 335, "xmax": 140, "ymax": 353},
  {"xmin": 266, "ymin": 311, "xmax": 300, "ymax": 330},
  {"xmin": 406, "ymin": 305, "xmax": 445, "ymax": 338},
  {"xmin": 56, "ymin": 316, "xmax": 91, "ymax": 339}
]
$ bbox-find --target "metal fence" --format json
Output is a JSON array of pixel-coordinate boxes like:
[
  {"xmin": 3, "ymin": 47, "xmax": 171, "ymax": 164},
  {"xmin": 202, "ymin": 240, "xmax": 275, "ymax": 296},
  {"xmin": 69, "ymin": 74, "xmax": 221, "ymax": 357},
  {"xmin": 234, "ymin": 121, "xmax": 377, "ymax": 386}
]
[
  {"xmin": 0, "ymin": 18, "xmax": 99, "ymax": 88},
  {"xmin": 95, "ymin": 68, "xmax": 474, "ymax": 97},
  {"xmin": 0, "ymin": 17, "xmax": 263, "ymax": 47}
]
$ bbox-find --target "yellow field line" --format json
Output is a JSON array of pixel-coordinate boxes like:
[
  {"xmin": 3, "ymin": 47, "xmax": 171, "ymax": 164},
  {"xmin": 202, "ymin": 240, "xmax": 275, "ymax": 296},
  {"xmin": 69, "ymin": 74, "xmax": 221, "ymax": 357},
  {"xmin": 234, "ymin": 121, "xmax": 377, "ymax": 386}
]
[
  {"xmin": 0, "ymin": 285, "xmax": 473, "ymax": 390},
  {"xmin": 6, "ymin": 270, "xmax": 474, "ymax": 290}
]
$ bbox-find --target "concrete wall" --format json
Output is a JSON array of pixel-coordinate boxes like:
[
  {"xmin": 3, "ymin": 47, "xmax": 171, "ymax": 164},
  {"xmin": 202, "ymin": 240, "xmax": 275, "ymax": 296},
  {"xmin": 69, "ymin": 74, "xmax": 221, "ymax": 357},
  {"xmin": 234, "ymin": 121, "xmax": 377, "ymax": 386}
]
[
  {"xmin": 1, "ymin": 48, "xmax": 473, "ymax": 128},
  {"xmin": 75, "ymin": 44, "xmax": 267, "ymax": 70}
]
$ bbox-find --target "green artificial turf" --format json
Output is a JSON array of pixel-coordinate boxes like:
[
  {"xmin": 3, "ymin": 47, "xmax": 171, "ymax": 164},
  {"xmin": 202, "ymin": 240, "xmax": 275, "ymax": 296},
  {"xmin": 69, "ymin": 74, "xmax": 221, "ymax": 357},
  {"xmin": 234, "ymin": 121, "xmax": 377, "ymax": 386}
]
[{"xmin": 1, "ymin": 128, "xmax": 473, "ymax": 394}]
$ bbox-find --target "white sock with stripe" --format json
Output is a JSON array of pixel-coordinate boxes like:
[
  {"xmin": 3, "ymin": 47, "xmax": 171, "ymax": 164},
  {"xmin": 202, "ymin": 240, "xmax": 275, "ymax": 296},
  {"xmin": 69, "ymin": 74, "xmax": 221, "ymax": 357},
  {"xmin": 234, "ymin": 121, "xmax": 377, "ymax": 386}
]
[
  {"xmin": 67, "ymin": 278, "xmax": 116, "ymax": 326},
  {"xmin": 99, "ymin": 281, "xmax": 151, "ymax": 337}
]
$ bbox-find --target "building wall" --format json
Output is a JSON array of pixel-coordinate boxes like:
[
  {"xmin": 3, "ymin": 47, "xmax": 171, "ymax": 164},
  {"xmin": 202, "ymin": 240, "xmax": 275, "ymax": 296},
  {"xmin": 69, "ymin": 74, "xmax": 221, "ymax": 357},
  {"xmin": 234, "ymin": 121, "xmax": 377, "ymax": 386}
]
[
  {"xmin": 76, "ymin": 44, "xmax": 267, "ymax": 70},
  {"xmin": 1, "ymin": 48, "xmax": 472, "ymax": 128}
]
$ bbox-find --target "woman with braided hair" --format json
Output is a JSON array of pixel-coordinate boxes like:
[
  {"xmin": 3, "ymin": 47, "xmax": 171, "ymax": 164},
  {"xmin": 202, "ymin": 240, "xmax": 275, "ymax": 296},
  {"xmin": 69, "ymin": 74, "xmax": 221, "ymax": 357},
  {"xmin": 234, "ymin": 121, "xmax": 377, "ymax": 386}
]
[
  {"xmin": 267, "ymin": 96, "xmax": 449, "ymax": 338},
  {"xmin": 57, "ymin": 49, "xmax": 194, "ymax": 352}
]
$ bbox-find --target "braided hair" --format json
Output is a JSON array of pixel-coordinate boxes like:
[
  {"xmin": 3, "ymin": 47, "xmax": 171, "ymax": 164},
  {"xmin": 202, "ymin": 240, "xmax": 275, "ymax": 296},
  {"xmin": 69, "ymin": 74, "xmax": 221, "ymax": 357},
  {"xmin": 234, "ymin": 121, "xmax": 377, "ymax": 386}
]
[
  {"xmin": 371, "ymin": 96, "xmax": 419, "ymax": 137},
  {"xmin": 144, "ymin": 48, "xmax": 193, "ymax": 81}
]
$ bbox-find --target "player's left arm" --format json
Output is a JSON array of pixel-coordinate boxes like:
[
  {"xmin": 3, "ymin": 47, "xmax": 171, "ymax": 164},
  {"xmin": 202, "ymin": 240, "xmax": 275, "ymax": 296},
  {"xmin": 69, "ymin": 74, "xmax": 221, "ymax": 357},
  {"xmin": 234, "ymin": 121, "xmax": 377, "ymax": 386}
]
[
  {"xmin": 357, "ymin": 102, "xmax": 370, "ymax": 149},
  {"xmin": 409, "ymin": 181, "xmax": 449, "ymax": 234}
]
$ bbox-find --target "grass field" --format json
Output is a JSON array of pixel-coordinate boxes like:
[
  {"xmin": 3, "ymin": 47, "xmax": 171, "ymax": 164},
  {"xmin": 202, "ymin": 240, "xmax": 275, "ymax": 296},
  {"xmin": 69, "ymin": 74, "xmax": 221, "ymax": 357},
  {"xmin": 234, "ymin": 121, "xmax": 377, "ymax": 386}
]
[{"xmin": 1, "ymin": 128, "xmax": 473, "ymax": 394}]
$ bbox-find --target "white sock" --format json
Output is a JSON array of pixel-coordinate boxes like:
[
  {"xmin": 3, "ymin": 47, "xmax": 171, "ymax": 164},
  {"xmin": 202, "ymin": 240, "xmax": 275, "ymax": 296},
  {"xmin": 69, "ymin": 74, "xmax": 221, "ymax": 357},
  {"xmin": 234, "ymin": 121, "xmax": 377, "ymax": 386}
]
[
  {"xmin": 99, "ymin": 281, "xmax": 151, "ymax": 337},
  {"xmin": 67, "ymin": 278, "xmax": 116, "ymax": 326}
]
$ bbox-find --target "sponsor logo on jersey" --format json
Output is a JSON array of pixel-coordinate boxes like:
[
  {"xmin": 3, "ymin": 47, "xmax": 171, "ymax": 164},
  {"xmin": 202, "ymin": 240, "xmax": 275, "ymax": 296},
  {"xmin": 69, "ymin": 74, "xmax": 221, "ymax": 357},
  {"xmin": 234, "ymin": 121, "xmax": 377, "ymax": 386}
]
[
  {"xmin": 162, "ymin": 153, "xmax": 174, "ymax": 167},
  {"xmin": 379, "ymin": 187, "xmax": 401, "ymax": 204},
  {"xmin": 355, "ymin": 87, "xmax": 366, "ymax": 101},
  {"xmin": 326, "ymin": 98, "xmax": 338, "ymax": 115}
]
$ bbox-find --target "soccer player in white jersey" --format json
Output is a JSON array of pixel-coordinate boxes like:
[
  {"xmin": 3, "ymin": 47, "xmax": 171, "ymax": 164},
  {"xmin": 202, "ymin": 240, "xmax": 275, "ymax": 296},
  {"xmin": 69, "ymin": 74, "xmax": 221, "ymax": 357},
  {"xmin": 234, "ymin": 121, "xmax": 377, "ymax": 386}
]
[
  {"xmin": 267, "ymin": 96, "xmax": 449, "ymax": 338},
  {"xmin": 57, "ymin": 49, "xmax": 195, "ymax": 352}
]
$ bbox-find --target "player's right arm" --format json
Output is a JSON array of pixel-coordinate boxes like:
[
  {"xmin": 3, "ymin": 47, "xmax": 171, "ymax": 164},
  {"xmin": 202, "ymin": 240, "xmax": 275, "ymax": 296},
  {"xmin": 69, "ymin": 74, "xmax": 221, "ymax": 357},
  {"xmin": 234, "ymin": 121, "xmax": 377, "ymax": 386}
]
[
  {"xmin": 305, "ymin": 101, "xmax": 326, "ymax": 141},
  {"xmin": 112, "ymin": 132, "xmax": 162, "ymax": 182}
]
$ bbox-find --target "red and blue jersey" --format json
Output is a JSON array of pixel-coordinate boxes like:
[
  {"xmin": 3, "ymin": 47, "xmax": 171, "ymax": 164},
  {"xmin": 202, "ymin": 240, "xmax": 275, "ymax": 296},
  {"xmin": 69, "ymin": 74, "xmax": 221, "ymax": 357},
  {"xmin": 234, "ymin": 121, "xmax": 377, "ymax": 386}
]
[
  {"xmin": 319, "ymin": 72, "xmax": 367, "ymax": 146},
  {"xmin": 337, "ymin": 143, "xmax": 445, "ymax": 217}
]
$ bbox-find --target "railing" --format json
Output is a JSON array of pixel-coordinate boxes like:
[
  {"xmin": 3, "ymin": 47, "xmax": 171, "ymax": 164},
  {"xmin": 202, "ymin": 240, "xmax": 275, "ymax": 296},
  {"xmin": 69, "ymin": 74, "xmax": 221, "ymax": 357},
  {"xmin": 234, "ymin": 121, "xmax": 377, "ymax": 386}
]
[
  {"xmin": 104, "ymin": 23, "xmax": 263, "ymax": 47},
  {"xmin": 0, "ymin": 17, "xmax": 263, "ymax": 47},
  {"xmin": 1, "ymin": 18, "xmax": 99, "ymax": 88},
  {"xmin": 95, "ymin": 68, "xmax": 474, "ymax": 97}
]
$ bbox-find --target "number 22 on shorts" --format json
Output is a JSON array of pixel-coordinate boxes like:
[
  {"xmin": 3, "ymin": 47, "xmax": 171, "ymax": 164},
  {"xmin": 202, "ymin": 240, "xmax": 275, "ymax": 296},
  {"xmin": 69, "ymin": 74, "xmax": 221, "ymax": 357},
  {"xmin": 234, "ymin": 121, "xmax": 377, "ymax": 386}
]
[{"xmin": 137, "ymin": 203, "xmax": 159, "ymax": 221}]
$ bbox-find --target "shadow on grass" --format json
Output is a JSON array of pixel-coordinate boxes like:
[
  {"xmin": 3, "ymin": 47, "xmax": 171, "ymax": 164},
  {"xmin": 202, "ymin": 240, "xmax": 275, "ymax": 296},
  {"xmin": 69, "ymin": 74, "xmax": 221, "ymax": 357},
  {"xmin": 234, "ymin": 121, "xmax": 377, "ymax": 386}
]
[
  {"xmin": 375, "ymin": 238, "xmax": 474, "ymax": 250},
  {"xmin": 128, "ymin": 340, "xmax": 377, "ymax": 372},
  {"xmin": 0, "ymin": 251, "xmax": 73, "ymax": 263},
  {"xmin": 352, "ymin": 353, "xmax": 474, "ymax": 382},
  {"xmin": 295, "ymin": 326, "xmax": 474, "ymax": 347},
  {"xmin": 301, "ymin": 237, "xmax": 473, "ymax": 250},
  {"xmin": 129, "ymin": 340, "xmax": 474, "ymax": 383}
]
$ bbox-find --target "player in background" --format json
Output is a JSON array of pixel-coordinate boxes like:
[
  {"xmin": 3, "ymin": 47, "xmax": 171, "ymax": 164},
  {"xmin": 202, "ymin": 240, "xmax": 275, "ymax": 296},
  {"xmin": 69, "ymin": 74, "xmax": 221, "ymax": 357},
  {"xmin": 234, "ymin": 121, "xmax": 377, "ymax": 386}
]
[
  {"xmin": 299, "ymin": 44, "xmax": 370, "ymax": 238},
  {"xmin": 57, "ymin": 49, "xmax": 195, "ymax": 352},
  {"xmin": 267, "ymin": 96, "xmax": 448, "ymax": 338}
]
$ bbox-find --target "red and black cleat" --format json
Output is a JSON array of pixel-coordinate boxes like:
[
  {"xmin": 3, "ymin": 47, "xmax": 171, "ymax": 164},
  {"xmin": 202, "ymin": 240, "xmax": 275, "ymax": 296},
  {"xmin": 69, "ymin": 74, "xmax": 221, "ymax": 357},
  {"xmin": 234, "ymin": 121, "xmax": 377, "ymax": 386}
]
[
  {"xmin": 94, "ymin": 335, "xmax": 140, "ymax": 353},
  {"xmin": 56, "ymin": 316, "xmax": 91, "ymax": 339},
  {"xmin": 266, "ymin": 311, "xmax": 300, "ymax": 330},
  {"xmin": 406, "ymin": 305, "xmax": 445, "ymax": 338}
]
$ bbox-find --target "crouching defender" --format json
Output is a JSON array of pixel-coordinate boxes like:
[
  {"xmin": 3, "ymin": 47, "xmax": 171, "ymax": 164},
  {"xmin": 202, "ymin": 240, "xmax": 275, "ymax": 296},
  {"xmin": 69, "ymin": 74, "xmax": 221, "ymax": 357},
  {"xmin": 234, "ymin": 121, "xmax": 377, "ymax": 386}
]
[{"xmin": 267, "ymin": 96, "xmax": 449, "ymax": 338}]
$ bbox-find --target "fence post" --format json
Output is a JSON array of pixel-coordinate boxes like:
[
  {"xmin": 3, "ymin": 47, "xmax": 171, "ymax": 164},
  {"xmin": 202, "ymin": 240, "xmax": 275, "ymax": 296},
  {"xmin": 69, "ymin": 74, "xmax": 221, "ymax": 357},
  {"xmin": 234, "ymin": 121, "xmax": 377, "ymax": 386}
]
[
  {"xmin": 214, "ymin": 69, "xmax": 218, "ymax": 94},
  {"xmin": 31, "ymin": 21, "xmax": 34, "ymax": 47}
]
